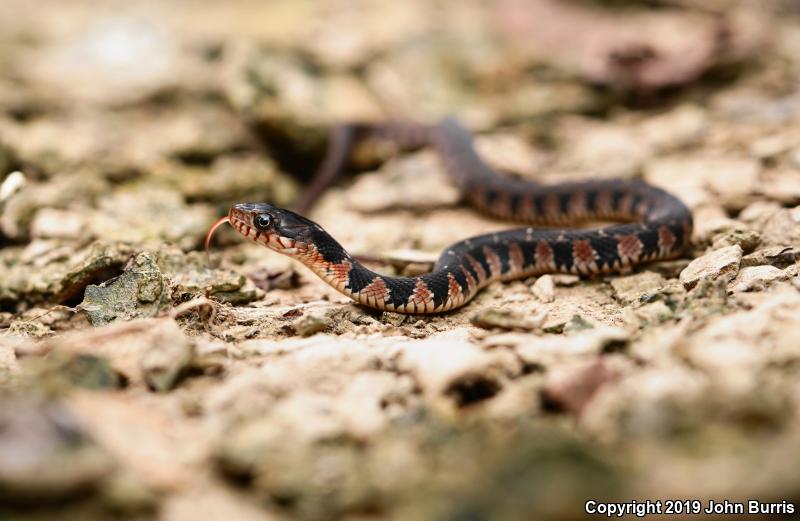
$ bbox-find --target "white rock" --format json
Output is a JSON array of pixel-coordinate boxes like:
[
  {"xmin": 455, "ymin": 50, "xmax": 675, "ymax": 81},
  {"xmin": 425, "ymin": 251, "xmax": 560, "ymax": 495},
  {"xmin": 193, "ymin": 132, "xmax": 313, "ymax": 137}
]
[
  {"xmin": 738, "ymin": 200, "xmax": 782, "ymax": 224},
  {"xmin": 691, "ymin": 291, "xmax": 800, "ymax": 365},
  {"xmin": 550, "ymin": 274, "xmax": 580, "ymax": 286},
  {"xmin": 397, "ymin": 331, "xmax": 506, "ymax": 400},
  {"xmin": 703, "ymin": 158, "xmax": 760, "ymax": 201},
  {"xmin": 541, "ymin": 358, "xmax": 620, "ymax": 415},
  {"xmin": 749, "ymin": 133, "xmax": 794, "ymax": 160},
  {"xmin": 162, "ymin": 486, "xmax": 277, "ymax": 521},
  {"xmin": 645, "ymin": 155, "xmax": 760, "ymax": 209},
  {"xmin": 757, "ymin": 169, "xmax": 800, "ymax": 204},
  {"xmin": 511, "ymin": 326, "xmax": 630, "ymax": 367},
  {"xmin": 682, "ymin": 338, "xmax": 761, "ymax": 395},
  {"xmin": 346, "ymin": 152, "xmax": 459, "ymax": 213},
  {"xmin": 581, "ymin": 365, "xmax": 708, "ymax": 441},
  {"xmin": 475, "ymin": 133, "xmax": 545, "ymax": 178},
  {"xmin": 30, "ymin": 208, "xmax": 87, "ymax": 239},
  {"xmin": 564, "ymin": 122, "xmax": 651, "ymax": 178},
  {"xmin": 729, "ymin": 265, "xmax": 788, "ymax": 293},
  {"xmin": 639, "ymin": 104, "xmax": 708, "ymax": 151},
  {"xmin": 0, "ymin": 338, "xmax": 20, "ymax": 374},
  {"xmin": 335, "ymin": 372, "xmax": 409, "ymax": 437},
  {"xmin": 759, "ymin": 206, "xmax": 800, "ymax": 247},
  {"xmin": 0, "ymin": 171, "xmax": 25, "ymax": 203},
  {"xmin": 689, "ymin": 204, "xmax": 735, "ymax": 243},
  {"xmin": 679, "ymin": 245, "xmax": 743, "ymax": 289},
  {"xmin": 531, "ymin": 275, "xmax": 555, "ymax": 303}
]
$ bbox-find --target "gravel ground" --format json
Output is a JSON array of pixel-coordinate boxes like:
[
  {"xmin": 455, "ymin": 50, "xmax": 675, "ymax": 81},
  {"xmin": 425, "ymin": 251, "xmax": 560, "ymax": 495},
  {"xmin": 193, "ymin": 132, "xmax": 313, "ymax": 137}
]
[{"xmin": 2, "ymin": 1, "xmax": 800, "ymax": 520}]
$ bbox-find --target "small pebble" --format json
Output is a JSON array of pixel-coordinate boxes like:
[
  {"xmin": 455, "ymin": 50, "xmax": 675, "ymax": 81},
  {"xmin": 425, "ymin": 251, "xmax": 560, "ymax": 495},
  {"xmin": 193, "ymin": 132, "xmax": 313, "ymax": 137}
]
[
  {"xmin": 0, "ymin": 171, "xmax": 25, "ymax": 203},
  {"xmin": 531, "ymin": 275, "xmax": 555, "ymax": 303}
]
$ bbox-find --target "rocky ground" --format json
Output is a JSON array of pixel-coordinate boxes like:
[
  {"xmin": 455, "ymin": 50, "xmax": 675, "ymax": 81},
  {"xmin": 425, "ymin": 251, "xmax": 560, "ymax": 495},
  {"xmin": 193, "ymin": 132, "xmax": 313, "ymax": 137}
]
[{"xmin": 2, "ymin": 1, "xmax": 800, "ymax": 520}]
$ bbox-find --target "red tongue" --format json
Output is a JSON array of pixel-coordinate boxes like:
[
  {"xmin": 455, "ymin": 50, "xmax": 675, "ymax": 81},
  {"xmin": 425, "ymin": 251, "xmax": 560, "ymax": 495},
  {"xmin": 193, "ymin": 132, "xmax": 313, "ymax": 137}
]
[{"xmin": 204, "ymin": 215, "xmax": 230, "ymax": 265}]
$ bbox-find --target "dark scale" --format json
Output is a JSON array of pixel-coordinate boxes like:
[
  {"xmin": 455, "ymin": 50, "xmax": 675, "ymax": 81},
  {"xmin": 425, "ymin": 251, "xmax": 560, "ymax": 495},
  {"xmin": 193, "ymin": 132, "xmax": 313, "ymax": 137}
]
[
  {"xmin": 508, "ymin": 193, "xmax": 523, "ymax": 219},
  {"xmin": 493, "ymin": 243, "xmax": 512, "ymax": 274},
  {"xmin": 668, "ymin": 220, "xmax": 687, "ymax": 247},
  {"xmin": 589, "ymin": 235, "xmax": 622, "ymax": 271},
  {"xmin": 449, "ymin": 263, "xmax": 471, "ymax": 294},
  {"xmin": 344, "ymin": 262, "xmax": 375, "ymax": 294},
  {"xmin": 383, "ymin": 276, "xmax": 417, "ymax": 308},
  {"xmin": 610, "ymin": 190, "xmax": 627, "ymax": 214},
  {"xmin": 550, "ymin": 240, "xmax": 575, "ymax": 271},
  {"xmin": 422, "ymin": 272, "xmax": 454, "ymax": 309},
  {"xmin": 558, "ymin": 192, "xmax": 572, "ymax": 215},
  {"xmin": 460, "ymin": 256, "xmax": 483, "ymax": 287},
  {"xmin": 637, "ymin": 226, "xmax": 661, "ymax": 255},
  {"xmin": 520, "ymin": 235, "xmax": 538, "ymax": 269},
  {"xmin": 533, "ymin": 194, "xmax": 546, "ymax": 220},
  {"xmin": 482, "ymin": 188, "xmax": 499, "ymax": 209},
  {"xmin": 629, "ymin": 195, "xmax": 645, "ymax": 217},
  {"xmin": 469, "ymin": 248, "xmax": 494, "ymax": 279},
  {"xmin": 585, "ymin": 190, "xmax": 598, "ymax": 216},
  {"xmin": 310, "ymin": 228, "xmax": 349, "ymax": 264}
]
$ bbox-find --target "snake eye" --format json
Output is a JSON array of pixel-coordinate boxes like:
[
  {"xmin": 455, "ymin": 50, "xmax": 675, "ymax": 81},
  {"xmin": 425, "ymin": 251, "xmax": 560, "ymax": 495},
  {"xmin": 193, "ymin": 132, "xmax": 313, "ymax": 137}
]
[{"xmin": 254, "ymin": 214, "xmax": 272, "ymax": 230}]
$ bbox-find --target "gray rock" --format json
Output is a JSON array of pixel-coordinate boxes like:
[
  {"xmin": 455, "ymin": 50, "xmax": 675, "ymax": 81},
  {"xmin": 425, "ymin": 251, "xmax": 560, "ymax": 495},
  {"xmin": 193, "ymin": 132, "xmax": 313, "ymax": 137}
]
[
  {"xmin": 625, "ymin": 300, "xmax": 675, "ymax": 327},
  {"xmin": 581, "ymin": 365, "xmax": 709, "ymax": 441},
  {"xmin": 81, "ymin": 251, "xmax": 170, "ymax": 327},
  {"xmin": 610, "ymin": 271, "xmax": 665, "ymax": 306},
  {"xmin": 25, "ymin": 352, "xmax": 123, "ymax": 391},
  {"xmin": 292, "ymin": 312, "xmax": 331, "ymax": 337},
  {"xmin": 741, "ymin": 246, "xmax": 800, "ymax": 268},
  {"xmin": 738, "ymin": 200, "xmax": 782, "ymax": 226},
  {"xmin": 710, "ymin": 228, "xmax": 760, "ymax": 253},
  {"xmin": 33, "ymin": 318, "xmax": 195, "ymax": 391}
]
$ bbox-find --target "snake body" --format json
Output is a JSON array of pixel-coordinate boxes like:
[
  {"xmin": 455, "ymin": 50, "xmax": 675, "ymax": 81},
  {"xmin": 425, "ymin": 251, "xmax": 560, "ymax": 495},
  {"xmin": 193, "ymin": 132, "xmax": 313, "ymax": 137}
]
[{"xmin": 216, "ymin": 118, "xmax": 693, "ymax": 314}]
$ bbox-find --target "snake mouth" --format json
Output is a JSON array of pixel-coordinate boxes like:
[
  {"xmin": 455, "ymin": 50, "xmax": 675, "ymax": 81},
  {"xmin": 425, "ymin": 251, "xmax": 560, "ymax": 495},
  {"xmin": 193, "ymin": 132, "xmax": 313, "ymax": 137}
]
[{"xmin": 226, "ymin": 207, "xmax": 304, "ymax": 255}]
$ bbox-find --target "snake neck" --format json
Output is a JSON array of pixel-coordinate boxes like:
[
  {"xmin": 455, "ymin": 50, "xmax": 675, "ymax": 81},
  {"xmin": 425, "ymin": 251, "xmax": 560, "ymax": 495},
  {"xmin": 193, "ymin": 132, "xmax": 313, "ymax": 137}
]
[{"xmin": 288, "ymin": 229, "xmax": 486, "ymax": 314}]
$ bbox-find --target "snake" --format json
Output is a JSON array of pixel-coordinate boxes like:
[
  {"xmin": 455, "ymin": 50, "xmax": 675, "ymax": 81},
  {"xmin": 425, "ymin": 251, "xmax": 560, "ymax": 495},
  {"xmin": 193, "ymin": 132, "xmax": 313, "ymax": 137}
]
[{"xmin": 205, "ymin": 117, "xmax": 693, "ymax": 314}]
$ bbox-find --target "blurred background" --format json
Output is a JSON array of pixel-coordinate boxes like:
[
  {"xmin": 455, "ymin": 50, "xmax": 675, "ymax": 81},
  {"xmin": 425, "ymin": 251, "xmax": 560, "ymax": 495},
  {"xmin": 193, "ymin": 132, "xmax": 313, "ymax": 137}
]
[{"xmin": 2, "ymin": 1, "xmax": 800, "ymax": 520}]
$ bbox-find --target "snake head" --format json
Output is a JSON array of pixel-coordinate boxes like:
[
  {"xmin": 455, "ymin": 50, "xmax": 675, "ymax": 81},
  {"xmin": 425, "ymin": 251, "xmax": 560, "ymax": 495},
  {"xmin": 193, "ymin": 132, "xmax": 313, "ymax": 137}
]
[{"xmin": 227, "ymin": 203, "xmax": 322, "ymax": 254}]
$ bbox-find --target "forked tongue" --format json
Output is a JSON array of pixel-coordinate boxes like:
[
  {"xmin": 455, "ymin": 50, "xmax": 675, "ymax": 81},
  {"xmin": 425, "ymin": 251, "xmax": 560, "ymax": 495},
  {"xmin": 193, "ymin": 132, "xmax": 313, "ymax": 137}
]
[{"xmin": 204, "ymin": 215, "xmax": 230, "ymax": 266}]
